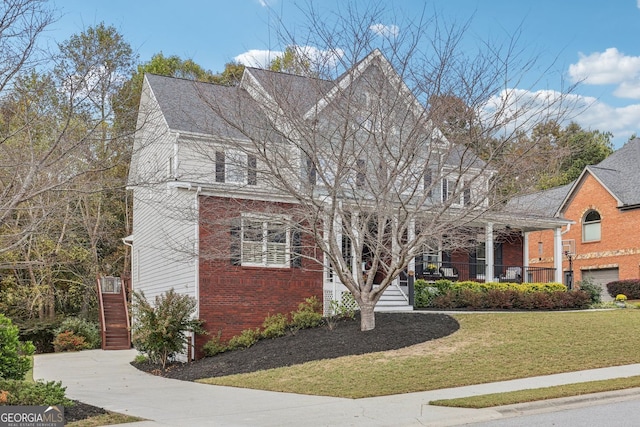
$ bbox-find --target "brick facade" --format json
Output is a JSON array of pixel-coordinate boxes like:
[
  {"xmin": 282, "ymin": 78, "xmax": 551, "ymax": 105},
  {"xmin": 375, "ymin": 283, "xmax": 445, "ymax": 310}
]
[
  {"xmin": 528, "ymin": 173, "xmax": 640, "ymax": 283},
  {"xmin": 196, "ymin": 196, "xmax": 323, "ymax": 353}
]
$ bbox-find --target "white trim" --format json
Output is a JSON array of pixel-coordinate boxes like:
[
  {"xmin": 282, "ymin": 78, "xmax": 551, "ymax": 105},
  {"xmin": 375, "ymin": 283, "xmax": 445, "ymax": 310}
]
[
  {"xmin": 240, "ymin": 213, "xmax": 291, "ymax": 268},
  {"xmin": 557, "ymin": 167, "xmax": 623, "ymax": 216},
  {"xmin": 485, "ymin": 223, "xmax": 494, "ymax": 281},
  {"xmin": 554, "ymin": 227, "xmax": 563, "ymax": 283}
]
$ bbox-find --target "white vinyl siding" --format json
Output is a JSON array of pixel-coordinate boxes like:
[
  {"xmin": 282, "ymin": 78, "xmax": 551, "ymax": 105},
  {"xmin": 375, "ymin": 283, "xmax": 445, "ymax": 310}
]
[{"xmin": 131, "ymin": 185, "xmax": 197, "ymax": 302}]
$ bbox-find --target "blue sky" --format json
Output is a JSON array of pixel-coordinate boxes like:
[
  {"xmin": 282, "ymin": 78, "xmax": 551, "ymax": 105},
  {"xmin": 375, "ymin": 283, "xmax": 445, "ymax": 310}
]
[{"xmin": 49, "ymin": 0, "xmax": 640, "ymax": 148}]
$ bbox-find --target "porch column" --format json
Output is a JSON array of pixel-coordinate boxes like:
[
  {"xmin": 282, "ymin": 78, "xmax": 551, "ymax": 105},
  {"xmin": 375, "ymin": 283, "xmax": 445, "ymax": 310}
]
[
  {"xmin": 322, "ymin": 212, "xmax": 337, "ymax": 304},
  {"xmin": 523, "ymin": 232, "xmax": 529, "ymax": 268},
  {"xmin": 485, "ymin": 222, "xmax": 494, "ymax": 281},
  {"xmin": 523, "ymin": 232, "xmax": 529, "ymax": 283},
  {"xmin": 392, "ymin": 216, "xmax": 399, "ymax": 287},
  {"xmin": 351, "ymin": 214, "xmax": 359, "ymax": 284},
  {"xmin": 553, "ymin": 227, "xmax": 563, "ymax": 283},
  {"xmin": 408, "ymin": 219, "xmax": 416, "ymax": 273}
]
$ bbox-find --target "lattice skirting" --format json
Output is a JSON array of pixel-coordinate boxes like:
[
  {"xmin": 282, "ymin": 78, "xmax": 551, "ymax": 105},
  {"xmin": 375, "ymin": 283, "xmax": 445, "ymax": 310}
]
[{"xmin": 323, "ymin": 289, "xmax": 360, "ymax": 316}]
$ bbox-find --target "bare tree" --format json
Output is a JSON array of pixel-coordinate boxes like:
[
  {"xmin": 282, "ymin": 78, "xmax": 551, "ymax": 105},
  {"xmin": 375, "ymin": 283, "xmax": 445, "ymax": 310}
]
[{"xmin": 153, "ymin": 3, "xmax": 579, "ymax": 331}]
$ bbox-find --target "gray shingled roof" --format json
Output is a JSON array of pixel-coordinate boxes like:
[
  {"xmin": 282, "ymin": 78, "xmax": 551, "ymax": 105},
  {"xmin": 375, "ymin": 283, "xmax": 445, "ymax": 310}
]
[
  {"xmin": 505, "ymin": 137, "xmax": 640, "ymax": 216},
  {"xmin": 145, "ymin": 73, "xmax": 269, "ymax": 140},
  {"xmin": 245, "ymin": 67, "xmax": 334, "ymax": 116},
  {"xmin": 145, "ymin": 55, "xmax": 488, "ymax": 171},
  {"xmin": 505, "ymin": 183, "xmax": 573, "ymax": 217},
  {"xmin": 586, "ymin": 137, "xmax": 640, "ymax": 207}
]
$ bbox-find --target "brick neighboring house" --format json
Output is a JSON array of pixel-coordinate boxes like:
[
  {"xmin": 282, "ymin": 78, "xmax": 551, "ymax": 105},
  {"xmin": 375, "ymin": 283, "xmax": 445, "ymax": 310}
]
[
  {"xmin": 509, "ymin": 138, "xmax": 640, "ymax": 299},
  {"xmin": 127, "ymin": 50, "xmax": 569, "ymax": 358}
]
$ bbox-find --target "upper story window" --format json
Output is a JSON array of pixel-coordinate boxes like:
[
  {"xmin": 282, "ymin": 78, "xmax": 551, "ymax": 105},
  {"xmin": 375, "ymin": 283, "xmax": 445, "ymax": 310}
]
[
  {"xmin": 424, "ymin": 170, "xmax": 433, "ymax": 198},
  {"xmin": 215, "ymin": 150, "xmax": 257, "ymax": 186},
  {"xmin": 582, "ymin": 210, "xmax": 601, "ymax": 242},
  {"xmin": 356, "ymin": 159, "xmax": 366, "ymax": 189},
  {"xmin": 442, "ymin": 178, "xmax": 457, "ymax": 204},
  {"xmin": 215, "ymin": 151, "xmax": 225, "ymax": 183}
]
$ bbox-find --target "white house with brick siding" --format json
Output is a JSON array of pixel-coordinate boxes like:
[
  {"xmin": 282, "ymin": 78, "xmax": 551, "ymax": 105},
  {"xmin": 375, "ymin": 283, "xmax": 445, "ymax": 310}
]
[{"xmin": 127, "ymin": 50, "xmax": 569, "ymax": 356}]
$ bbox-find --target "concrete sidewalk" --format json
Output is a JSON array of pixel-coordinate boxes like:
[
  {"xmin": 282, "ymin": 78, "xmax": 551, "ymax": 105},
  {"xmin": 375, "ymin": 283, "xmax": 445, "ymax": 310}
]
[{"xmin": 34, "ymin": 349, "xmax": 640, "ymax": 426}]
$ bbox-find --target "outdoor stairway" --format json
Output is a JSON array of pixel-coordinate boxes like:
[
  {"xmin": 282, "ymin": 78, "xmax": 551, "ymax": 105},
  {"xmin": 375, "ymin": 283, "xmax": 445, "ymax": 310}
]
[
  {"xmin": 375, "ymin": 285, "xmax": 413, "ymax": 312},
  {"xmin": 100, "ymin": 292, "xmax": 131, "ymax": 350}
]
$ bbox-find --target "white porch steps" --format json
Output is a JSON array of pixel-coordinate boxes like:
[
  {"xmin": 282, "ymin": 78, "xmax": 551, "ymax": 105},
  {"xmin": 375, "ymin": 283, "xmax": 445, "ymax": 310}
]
[{"xmin": 375, "ymin": 285, "xmax": 413, "ymax": 312}]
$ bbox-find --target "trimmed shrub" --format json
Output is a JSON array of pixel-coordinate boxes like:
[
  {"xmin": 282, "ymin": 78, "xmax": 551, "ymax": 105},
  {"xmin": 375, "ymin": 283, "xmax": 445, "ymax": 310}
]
[
  {"xmin": 227, "ymin": 328, "xmax": 260, "ymax": 350},
  {"xmin": 131, "ymin": 289, "xmax": 205, "ymax": 369},
  {"xmin": 261, "ymin": 313, "xmax": 289, "ymax": 339},
  {"xmin": 414, "ymin": 279, "xmax": 444, "ymax": 308},
  {"xmin": 577, "ymin": 279, "xmax": 602, "ymax": 304},
  {"xmin": 52, "ymin": 331, "xmax": 89, "ymax": 352},
  {"xmin": 606, "ymin": 279, "xmax": 640, "ymax": 299},
  {"xmin": 202, "ymin": 332, "xmax": 227, "ymax": 356},
  {"xmin": 16, "ymin": 319, "xmax": 60, "ymax": 354},
  {"xmin": 0, "ymin": 314, "xmax": 35, "ymax": 380},
  {"xmin": 0, "ymin": 379, "xmax": 74, "ymax": 406},
  {"xmin": 428, "ymin": 289, "xmax": 589, "ymax": 310},
  {"xmin": 53, "ymin": 317, "xmax": 100, "ymax": 349},
  {"xmin": 291, "ymin": 296, "xmax": 323, "ymax": 329}
]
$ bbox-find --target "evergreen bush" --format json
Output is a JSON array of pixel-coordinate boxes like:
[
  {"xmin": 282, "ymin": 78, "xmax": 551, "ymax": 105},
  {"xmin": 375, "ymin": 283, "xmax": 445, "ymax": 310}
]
[
  {"xmin": 54, "ymin": 317, "xmax": 100, "ymax": 349},
  {"xmin": 0, "ymin": 314, "xmax": 35, "ymax": 380},
  {"xmin": 131, "ymin": 289, "xmax": 205, "ymax": 369}
]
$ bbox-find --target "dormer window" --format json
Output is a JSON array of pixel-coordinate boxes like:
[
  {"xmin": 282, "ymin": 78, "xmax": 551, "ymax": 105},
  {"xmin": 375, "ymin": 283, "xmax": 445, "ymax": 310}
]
[{"xmin": 582, "ymin": 210, "xmax": 601, "ymax": 242}]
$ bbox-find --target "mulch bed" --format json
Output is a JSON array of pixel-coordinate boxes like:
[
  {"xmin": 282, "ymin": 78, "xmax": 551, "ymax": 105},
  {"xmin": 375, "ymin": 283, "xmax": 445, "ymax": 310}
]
[
  {"xmin": 132, "ymin": 312, "xmax": 460, "ymax": 381},
  {"xmin": 65, "ymin": 400, "xmax": 108, "ymax": 423}
]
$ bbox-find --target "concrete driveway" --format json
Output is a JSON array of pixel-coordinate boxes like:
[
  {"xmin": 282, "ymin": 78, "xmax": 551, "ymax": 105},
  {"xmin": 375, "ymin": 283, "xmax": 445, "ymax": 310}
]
[{"xmin": 34, "ymin": 349, "xmax": 640, "ymax": 426}]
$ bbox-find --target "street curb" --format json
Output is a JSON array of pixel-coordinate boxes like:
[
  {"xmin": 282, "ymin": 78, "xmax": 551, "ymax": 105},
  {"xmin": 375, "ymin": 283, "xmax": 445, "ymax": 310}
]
[{"xmin": 493, "ymin": 386, "xmax": 640, "ymax": 416}]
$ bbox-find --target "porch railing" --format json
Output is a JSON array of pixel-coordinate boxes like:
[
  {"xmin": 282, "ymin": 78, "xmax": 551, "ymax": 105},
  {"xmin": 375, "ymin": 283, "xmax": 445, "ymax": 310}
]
[{"xmin": 416, "ymin": 262, "xmax": 556, "ymax": 283}]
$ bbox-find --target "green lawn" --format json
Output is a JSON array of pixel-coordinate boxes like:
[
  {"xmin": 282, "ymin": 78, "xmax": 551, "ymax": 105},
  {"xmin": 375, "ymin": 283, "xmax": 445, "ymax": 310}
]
[
  {"xmin": 198, "ymin": 309, "xmax": 640, "ymax": 398},
  {"xmin": 429, "ymin": 376, "xmax": 640, "ymax": 408}
]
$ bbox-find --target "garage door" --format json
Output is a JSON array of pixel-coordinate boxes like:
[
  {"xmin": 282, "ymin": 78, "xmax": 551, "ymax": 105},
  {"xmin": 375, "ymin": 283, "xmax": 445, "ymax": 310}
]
[{"xmin": 582, "ymin": 268, "xmax": 619, "ymax": 301}]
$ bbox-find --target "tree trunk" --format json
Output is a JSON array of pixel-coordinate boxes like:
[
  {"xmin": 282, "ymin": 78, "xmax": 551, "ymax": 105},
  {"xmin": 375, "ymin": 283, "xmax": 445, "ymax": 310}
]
[{"xmin": 359, "ymin": 302, "xmax": 376, "ymax": 331}]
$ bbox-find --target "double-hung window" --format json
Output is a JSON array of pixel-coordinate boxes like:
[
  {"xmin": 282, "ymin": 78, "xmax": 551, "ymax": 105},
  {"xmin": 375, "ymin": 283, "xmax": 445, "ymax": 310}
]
[
  {"xmin": 215, "ymin": 150, "xmax": 257, "ymax": 185},
  {"xmin": 241, "ymin": 216, "xmax": 289, "ymax": 267}
]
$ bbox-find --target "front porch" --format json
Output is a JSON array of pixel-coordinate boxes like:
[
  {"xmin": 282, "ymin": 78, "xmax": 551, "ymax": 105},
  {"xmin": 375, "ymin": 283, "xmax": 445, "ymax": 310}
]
[
  {"xmin": 322, "ymin": 219, "xmax": 569, "ymax": 314},
  {"xmin": 412, "ymin": 262, "xmax": 556, "ymax": 284}
]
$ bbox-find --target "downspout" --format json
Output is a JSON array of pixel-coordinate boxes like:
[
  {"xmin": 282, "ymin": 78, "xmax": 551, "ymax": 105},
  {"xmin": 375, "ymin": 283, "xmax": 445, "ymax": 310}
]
[{"xmin": 193, "ymin": 186, "xmax": 202, "ymax": 361}]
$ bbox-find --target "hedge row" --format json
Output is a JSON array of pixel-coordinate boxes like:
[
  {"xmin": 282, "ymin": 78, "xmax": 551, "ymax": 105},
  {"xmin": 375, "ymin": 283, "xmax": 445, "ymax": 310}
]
[
  {"xmin": 606, "ymin": 280, "xmax": 640, "ymax": 299},
  {"xmin": 414, "ymin": 279, "xmax": 588, "ymax": 310},
  {"xmin": 447, "ymin": 280, "xmax": 567, "ymax": 293},
  {"xmin": 430, "ymin": 289, "xmax": 590, "ymax": 310}
]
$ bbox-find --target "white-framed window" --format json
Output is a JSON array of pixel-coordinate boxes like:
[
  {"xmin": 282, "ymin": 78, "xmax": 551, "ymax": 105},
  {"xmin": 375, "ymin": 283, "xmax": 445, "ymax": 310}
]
[
  {"xmin": 226, "ymin": 151, "xmax": 246, "ymax": 183},
  {"xmin": 356, "ymin": 158, "xmax": 366, "ymax": 189},
  {"xmin": 215, "ymin": 150, "xmax": 257, "ymax": 185},
  {"xmin": 442, "ymin": 177, "xmax": 466, "ymax": 206},
  {"xmin": 241, "ymin": 215, "xmax": 289, "ymax": 267},
  {"xmin": 424, "ymin": 170, "xmax": 433, "ymax": 198},
  {"xmin": 582, "ymin": 210, "xmax": 601, "ymax": 242},
  {"xmin": 422, "ymin": 241, "xmax": 440, "ymax": 272}
]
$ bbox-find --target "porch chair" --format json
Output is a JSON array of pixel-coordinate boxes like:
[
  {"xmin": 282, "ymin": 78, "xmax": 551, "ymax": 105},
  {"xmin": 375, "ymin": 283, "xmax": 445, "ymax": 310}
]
[
  {"xmin": 439, "ymin": 266, "xmax": 459, "ymax": 281},
  {"xmin": 500, "ymin": 266, "xmax": 522, "ymax": 283}
]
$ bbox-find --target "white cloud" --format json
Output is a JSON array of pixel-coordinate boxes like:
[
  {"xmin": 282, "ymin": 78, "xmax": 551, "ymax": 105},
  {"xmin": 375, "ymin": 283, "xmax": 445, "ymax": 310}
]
[
  {"xmin": 482, "ymin": 88, "xmax": 640, "ymax": 147},
  {"xmin": 637, "ymin": 0, "xmax": 640, "ymax": 8},
  {"xmin": 369, "ymin": 24, "xmax": 399, "ymax": 38},
  {"xmin": 568, "ymin": 48, "xmax": 640, "ymax": 85},
  {"xmin": 234, "ymin": 49, "xmax": 283, "ymax": 68},
  {"xmin": 234, "ymin": 46, "xmax": 344, "ymax": 70}
]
